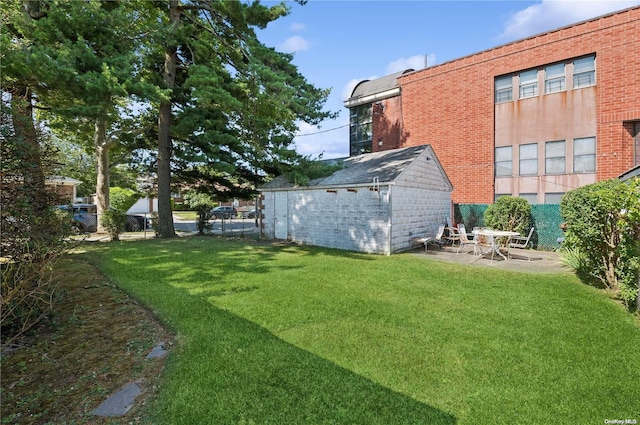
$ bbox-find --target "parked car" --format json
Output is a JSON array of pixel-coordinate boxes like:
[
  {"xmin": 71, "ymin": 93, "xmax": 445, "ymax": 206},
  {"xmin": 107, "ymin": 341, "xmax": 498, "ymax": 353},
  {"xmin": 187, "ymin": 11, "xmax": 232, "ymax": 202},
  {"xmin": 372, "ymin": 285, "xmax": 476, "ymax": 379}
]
[
  {"xmin": 242, "ymin": 208, "xmax": 256, "ymax": 219},
  {"xmin": 57, "ymin": 203, "xmax": 98, "ymax": 233},
  {"xmin": 125, "ymin": 214, "xmax": 152, "ymax": 231},
  {"xmin": 211, "ymin": 206, "xmax": 237, "ymax": 219}
]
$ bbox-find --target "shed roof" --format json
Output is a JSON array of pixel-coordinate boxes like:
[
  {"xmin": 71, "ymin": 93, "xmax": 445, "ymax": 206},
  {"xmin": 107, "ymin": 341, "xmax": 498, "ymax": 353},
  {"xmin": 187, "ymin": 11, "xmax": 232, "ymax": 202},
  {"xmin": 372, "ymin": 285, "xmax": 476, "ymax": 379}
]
[
  {"xmin": 261, "ymin": 145, "xmax": 451, "ymax": 190},
  {"xmin": 619, "ymin": 164, "xmax": 640, "ymax": 182}
]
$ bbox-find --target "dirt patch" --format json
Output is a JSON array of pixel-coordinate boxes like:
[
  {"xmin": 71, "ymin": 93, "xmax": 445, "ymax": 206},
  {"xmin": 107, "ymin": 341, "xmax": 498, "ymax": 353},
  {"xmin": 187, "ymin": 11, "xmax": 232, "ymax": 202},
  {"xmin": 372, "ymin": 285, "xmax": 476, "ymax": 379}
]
[{"xmin": 1, "ymin": 257, "xmax": 174, "ymax": 424}]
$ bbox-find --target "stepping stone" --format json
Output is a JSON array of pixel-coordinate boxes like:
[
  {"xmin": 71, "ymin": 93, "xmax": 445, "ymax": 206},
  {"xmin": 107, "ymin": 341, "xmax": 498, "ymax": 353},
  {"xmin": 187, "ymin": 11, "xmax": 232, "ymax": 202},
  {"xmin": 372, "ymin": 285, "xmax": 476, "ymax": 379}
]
[
  {"xmin": 91, "ymin": 382, "xmax": 141, "ymax": 417},
  {"xmin": 146, "ymin": 342, "xmax": 168, "ymax": 359}
]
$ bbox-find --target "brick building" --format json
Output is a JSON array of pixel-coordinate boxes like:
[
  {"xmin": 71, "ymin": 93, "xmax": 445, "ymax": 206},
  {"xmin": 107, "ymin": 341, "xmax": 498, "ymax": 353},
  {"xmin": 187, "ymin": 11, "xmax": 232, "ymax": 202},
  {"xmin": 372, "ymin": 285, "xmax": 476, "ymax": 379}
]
[{"xmin": 344, "ymin": 6, "xmax": 640, "ymax": 204}]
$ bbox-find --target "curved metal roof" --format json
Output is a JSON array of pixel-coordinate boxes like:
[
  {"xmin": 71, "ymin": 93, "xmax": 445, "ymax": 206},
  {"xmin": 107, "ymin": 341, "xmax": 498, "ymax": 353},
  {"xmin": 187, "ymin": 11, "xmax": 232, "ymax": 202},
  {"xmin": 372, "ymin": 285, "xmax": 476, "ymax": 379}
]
[{"xmin": 349, "ymin": 69, "xmax": 414, "ymax": 99}]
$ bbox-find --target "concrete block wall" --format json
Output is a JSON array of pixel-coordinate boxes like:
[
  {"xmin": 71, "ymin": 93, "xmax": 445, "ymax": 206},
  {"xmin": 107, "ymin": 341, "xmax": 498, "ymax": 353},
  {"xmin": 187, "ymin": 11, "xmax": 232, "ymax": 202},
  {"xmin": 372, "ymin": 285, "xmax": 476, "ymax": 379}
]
[
  {"xmin": 261, "ymin": 187, "xmax": 391, "ymax": 254},
  {"xmin": 390, "ymin": 186, "xmax": 451, "ymax": 253},
  {"xmin": 397, "ymin": 6, "xmax": 640, "ymax": 204}
]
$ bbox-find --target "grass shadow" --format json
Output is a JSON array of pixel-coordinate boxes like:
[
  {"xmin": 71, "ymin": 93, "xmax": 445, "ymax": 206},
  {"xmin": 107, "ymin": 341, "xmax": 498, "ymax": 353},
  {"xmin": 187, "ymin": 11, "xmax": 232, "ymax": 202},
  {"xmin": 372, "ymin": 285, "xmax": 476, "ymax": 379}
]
[{"xmin": 146, "ymin": 286, "xmax": 457, "ymax": 424}]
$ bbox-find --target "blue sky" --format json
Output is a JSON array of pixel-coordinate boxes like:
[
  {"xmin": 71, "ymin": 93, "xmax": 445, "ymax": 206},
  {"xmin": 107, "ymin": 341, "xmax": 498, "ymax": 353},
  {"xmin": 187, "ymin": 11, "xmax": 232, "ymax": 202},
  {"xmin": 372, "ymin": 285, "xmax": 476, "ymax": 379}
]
[{"xmin": 256, "ymin": 0, "xmax": 640, "ymax": 159}]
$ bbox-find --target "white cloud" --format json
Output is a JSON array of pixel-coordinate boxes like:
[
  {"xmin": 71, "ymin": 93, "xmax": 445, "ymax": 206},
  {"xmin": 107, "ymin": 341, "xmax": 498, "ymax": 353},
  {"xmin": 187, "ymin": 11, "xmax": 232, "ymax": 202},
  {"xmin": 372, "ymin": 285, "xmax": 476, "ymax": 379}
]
[
  {"xmin": 385, "ymin": 54, "xmax": 436, "ymax": 74},
  {"xmin": 498, "ymin": 0, "xmax": 640, "ymax": 41},
  {"xmin": 293, "ymin": 120, "xmax": 350, "ymax": 159},
  {"xmin": 279, "ymin": 35, "xmax": 310, "ymax": 53},
  {"xmin": 290, "ymin": 22, "xmax": 305, "ymax": 31}
]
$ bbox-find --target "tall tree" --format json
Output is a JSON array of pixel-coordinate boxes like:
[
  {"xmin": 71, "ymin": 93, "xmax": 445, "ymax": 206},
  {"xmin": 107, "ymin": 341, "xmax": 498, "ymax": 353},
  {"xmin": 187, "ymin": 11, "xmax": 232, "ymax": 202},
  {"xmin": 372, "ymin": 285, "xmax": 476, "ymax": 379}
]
[
  {"xmin": 150, "ymin": 0, "xmax": 336, "ymax": 237},
  {"xmin": 3, "ymin": 0, "xmax": 158, "ymax": 227}
]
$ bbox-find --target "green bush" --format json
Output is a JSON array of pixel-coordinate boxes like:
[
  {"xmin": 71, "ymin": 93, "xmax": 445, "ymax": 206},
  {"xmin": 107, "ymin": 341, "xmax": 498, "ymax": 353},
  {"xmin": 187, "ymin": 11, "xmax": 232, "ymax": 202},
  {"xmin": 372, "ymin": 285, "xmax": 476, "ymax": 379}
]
[
  {"xmin": 109, "ymin": 187, "xmax": 141, "ymax": 212},
  {"xmin": 183, "ymin": 191, "xmax": 215, "ymax": 235},
  {"xmin": 101, "ymin": 209, "xmax": 128, "ymax": 241},
  {"xmin": 484, "ymin": 196, "xmax": 532, "ymax": 234},
  {"xmin": 560, "ymin": 178, "xmax": 640, "ymax": 308}
]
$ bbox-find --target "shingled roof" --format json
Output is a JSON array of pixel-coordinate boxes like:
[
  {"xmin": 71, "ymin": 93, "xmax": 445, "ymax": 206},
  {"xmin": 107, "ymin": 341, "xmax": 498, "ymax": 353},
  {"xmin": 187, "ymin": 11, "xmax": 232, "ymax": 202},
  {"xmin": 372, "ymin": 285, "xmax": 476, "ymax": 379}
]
[{"xmin": 260, "ymin": 145, "xmax": 451, "ymax": 190}]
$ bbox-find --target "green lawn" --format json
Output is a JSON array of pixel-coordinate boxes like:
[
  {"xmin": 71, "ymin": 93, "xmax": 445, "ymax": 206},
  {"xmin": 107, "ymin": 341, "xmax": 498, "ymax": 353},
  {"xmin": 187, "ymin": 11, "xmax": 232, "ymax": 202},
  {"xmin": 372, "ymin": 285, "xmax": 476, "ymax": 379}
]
[
  {"xmin": 171, "ymin": 210, "xmax": 197, "ymax": 220},
  {"xmin": 84, "ymin": 237, "xmax": 640, "ymax": 424}
]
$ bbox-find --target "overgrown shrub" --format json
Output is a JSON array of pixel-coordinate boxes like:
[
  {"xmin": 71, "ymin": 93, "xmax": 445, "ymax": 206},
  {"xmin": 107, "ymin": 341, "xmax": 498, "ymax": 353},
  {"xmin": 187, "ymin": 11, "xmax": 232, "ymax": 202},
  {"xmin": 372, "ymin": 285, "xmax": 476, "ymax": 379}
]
[
  {"xmin": 484, "ymin": 196, "xmax": 532, "ymax": 234},
  {"xmin": 1, "ymin": 128, "xmax": 76, "ymax": 347},
  {"xmin": 183, "ymin": 191, "xmax": 215, "ymax": 235},
  {"xmin": 101, "ymin": 209, "xmax": 128, "ymax": 241},
  {"xmin": 560, "ymin": 178, "xmax": 640, "ymax": 308}
]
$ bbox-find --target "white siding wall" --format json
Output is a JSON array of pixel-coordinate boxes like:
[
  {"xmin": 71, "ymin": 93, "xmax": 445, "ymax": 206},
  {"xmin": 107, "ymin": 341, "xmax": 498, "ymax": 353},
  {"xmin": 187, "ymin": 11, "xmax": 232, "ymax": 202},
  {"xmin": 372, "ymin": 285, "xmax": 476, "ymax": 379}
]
[
  {"xmin": 390, "ymin": 152, "xmax": 452, "ymax": 252},
  {"xmin": 262, "ymin": 186, "xmax": 391, "ymax": 254},
  {"xmin": 390, "ymin": 186, "xmax": 451, "ymax": 252},
  {"xmin": 260, "ymin": 146, "xmax": 452, "ymax": 255}
]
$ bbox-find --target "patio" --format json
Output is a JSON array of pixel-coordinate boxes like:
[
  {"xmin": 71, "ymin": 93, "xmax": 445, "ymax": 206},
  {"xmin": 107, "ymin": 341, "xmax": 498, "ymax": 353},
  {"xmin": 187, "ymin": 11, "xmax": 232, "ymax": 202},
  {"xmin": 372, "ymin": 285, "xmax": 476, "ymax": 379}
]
[{"xmin": 409, "ymin": 244, "xmax": 571, "ymax": 274}]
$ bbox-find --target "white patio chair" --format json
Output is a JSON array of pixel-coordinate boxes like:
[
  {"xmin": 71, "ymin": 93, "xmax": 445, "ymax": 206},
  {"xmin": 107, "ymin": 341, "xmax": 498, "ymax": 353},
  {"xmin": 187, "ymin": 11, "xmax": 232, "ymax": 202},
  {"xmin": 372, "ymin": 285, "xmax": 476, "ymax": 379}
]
[
  {"xmin": 443, "ymin": 226, "xmax": 461, "ymax": 246},
  {"xmin": 413, "ymin": 224, "xmax": 446, "ymax": 251},
  {"xmin": 456, "ymin": 224, "xmax": 480, "ymax": 256},
  {"xmin": 508, "ymin": 227, "xmax": 535, "ymax": 250}
]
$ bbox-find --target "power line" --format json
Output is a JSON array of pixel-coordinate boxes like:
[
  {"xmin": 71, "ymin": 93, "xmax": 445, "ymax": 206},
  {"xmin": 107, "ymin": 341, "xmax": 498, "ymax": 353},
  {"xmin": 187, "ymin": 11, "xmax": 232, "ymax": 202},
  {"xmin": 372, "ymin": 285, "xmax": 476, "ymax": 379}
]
[{"xmin": 295, "ymin": 123, "xmax": 349, "ymax": 137}]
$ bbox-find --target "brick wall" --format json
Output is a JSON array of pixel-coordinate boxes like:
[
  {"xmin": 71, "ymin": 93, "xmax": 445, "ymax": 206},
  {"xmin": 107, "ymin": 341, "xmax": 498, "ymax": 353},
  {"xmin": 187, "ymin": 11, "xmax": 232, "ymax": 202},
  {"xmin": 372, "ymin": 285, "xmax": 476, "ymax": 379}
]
[
  {"xmin": 372, "ymin": 96, "xmax": 405, "ymax": 152},
  {"xmin": 397, "ymin": 6, "xmax": 640, "ymax": 203}
]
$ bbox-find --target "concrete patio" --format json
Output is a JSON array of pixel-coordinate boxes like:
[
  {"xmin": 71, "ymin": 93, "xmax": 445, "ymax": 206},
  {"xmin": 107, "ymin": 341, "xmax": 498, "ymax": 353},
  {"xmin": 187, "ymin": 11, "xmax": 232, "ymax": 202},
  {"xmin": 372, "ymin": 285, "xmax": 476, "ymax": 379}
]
[{"xmin": 408, "ymin": 244, "xmax": 572, "ymax": 274}]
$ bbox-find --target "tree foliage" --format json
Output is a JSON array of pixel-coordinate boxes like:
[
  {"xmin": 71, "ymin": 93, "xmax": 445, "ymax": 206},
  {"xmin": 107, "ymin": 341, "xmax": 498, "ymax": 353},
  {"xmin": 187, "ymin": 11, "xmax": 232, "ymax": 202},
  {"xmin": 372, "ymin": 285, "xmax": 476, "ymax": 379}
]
[
  {"xmin": 109, "ymin": 187, "xmax": 141, "ymax": 212},
  {"xmin": 146, "ymin": 0, "xmax": 336, "ymax": 238},
  {"xmin": 3, "ymin": 0, "xmax": 336, "ymax": 238},
  {"xmin": 183, "ymin": 190, "xmax": 215, "ymax": 235},
  {"xmin": 560, "ymin": 178, "xmax": 640, "ymax": 308}
]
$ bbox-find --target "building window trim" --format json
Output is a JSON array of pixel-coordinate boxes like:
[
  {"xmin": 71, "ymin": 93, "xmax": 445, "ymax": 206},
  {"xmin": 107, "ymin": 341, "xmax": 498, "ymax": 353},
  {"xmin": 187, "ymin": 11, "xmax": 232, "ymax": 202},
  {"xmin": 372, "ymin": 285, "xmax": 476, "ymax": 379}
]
[
  {"xmin": 519, "ymin": 69, "xmax": 538, "ymax": 99},
  {"xmin": 573, "ymin": 55, "xmax": 596, "ymax": 89},
  {"xmin": 573, "ymin": 137, "xmax": 596, "ymax": 173},
  {"xmin": 495, "ymin": 146, "xmax": 512, "ymax": 177},
  {"xmin": 495, "ymin": 75, "xmax": 513, "ymax": 103},
  {"xmin": 519, "ymin": 143, "xmax": 538, "ymax": 176},
  {"xmin": 545, "ymin": 63, "xmax": 566, "ymax": 94},
  {"xmin": 545, "ymin": 140, "xmax": 566, "ymax": 175},
  {"xmin": 349, "ymin": 104, "xmax": 373, "ymax": 156}
]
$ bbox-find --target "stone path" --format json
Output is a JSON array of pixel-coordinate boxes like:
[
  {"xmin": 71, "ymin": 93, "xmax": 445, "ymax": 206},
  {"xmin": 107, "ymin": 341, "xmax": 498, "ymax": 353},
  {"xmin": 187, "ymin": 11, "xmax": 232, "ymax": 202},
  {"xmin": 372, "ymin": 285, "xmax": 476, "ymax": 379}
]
[{"xmin": 91, "ymin": 342, "xmax": 168, "ymax": 417}]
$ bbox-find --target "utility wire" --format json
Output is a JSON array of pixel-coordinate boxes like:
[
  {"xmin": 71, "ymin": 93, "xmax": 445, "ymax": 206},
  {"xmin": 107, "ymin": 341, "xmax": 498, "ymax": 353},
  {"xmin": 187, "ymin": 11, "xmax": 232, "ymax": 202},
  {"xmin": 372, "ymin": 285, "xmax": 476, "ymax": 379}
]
[{"xmin": 295, "ymin": 123, "xmax": 349, "ymax": 137}]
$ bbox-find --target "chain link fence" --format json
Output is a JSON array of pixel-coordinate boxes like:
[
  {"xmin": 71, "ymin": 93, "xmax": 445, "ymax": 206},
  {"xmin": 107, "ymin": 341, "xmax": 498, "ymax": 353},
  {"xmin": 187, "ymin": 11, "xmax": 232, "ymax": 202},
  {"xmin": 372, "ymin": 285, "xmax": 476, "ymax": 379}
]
[{"xmin": 454, "ymin": 203, "xmax": 564, "ymax": 250}]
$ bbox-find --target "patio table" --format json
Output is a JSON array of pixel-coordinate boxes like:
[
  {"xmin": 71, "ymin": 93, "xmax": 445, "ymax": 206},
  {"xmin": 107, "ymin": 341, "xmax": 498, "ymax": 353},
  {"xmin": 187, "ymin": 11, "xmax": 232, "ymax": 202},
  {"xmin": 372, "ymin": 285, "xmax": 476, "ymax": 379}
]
[{"xmin": 473, "ymin": 229, "xmax": 520, "ymax": 261}]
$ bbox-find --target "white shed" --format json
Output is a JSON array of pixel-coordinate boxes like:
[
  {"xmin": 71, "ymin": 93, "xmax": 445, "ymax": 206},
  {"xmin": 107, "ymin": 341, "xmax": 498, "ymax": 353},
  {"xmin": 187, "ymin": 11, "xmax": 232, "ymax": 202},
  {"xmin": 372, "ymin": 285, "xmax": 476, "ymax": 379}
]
[{"xmin": 259, "ymin": 145, "xmax": 453, "ymax": 255}]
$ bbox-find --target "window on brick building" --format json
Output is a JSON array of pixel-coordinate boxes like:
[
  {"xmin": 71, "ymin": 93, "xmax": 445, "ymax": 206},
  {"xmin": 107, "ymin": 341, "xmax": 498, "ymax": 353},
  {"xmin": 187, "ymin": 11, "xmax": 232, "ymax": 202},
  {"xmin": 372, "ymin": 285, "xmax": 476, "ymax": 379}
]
[
  {"xmin": 573, "ymin": 137, "xmax": 596, "ymax": 173},
  {"xmin": 518, "ymin": 193, "xmax": 538, "ymax": 204},
  {"xmin": 495, "ymin": 75, "xmax": 512, "ymax": 103},
  {"xmin": 495, "ymin": 146, "xmax": 512, "ymax": 176},
  {"xmin": 545, "ymin": 63, "xmax": 565, "ymax": 94},
  {"xmin": 519, "ymin": 143, "xmax": 538, "ymax": 176},
  {"xmin": 519, "ymin": 69, "xmax": 538, "ymax": 99},
  {"xmin": 349, "ymin": 104, "xmax": 372, "ymax": 156},
  {"xmin": 573, "ymin": 55, "xmax": 595, "ymax": 88},
  {"xmin": 545, "ymin": 140, "xmax": 566, "ymax": 174},
  {"xmin": 545, "ymin": 192, "xmax": 565, "ymax": 204}
]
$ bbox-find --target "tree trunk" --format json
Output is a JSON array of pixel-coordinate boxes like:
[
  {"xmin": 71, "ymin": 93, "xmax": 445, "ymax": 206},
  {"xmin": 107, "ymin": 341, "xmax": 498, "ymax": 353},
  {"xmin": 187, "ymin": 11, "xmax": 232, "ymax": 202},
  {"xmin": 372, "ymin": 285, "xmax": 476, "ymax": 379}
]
[
  {"xmin": 155, "ymin": 0, "xmax": 179, "ymax": 239},
  {"xmin": 95, "ymin": 117, "xmax": 110, "ymax": 232},
  {"xmin": 8, "ymin": 85, "xmax": 47, "ymax": 214}
]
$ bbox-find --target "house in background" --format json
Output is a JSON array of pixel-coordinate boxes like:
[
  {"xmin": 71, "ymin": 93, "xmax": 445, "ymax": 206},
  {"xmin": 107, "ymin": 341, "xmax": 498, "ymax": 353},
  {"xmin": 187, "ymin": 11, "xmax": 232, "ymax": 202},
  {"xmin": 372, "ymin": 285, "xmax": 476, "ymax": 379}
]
[
  {"xmin": 259, "ymin": 145, "xmax": 452, "ymax": 255},
  {"xmin": 344, "ymin": 6, "xmax": 640, "ymax": 205},
  {"xmin": 46, "ymin": 176, "xmax": 82, "ymax": 203}
]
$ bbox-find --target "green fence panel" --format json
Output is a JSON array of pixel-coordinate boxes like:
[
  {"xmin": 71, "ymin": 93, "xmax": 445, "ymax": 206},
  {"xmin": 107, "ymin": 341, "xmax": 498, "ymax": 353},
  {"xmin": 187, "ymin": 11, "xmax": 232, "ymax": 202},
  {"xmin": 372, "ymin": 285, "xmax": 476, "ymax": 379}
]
[
  {"xmin": 454, "ymin": 204, "xmax": 488, "ymax": 229},
  {"xmin": 454, "ymin": 203, "xmax": 564, "ymax": 251},
  {"xmin": 530, "ymin": 204, "xmax": 564, "ymax": 250}
]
